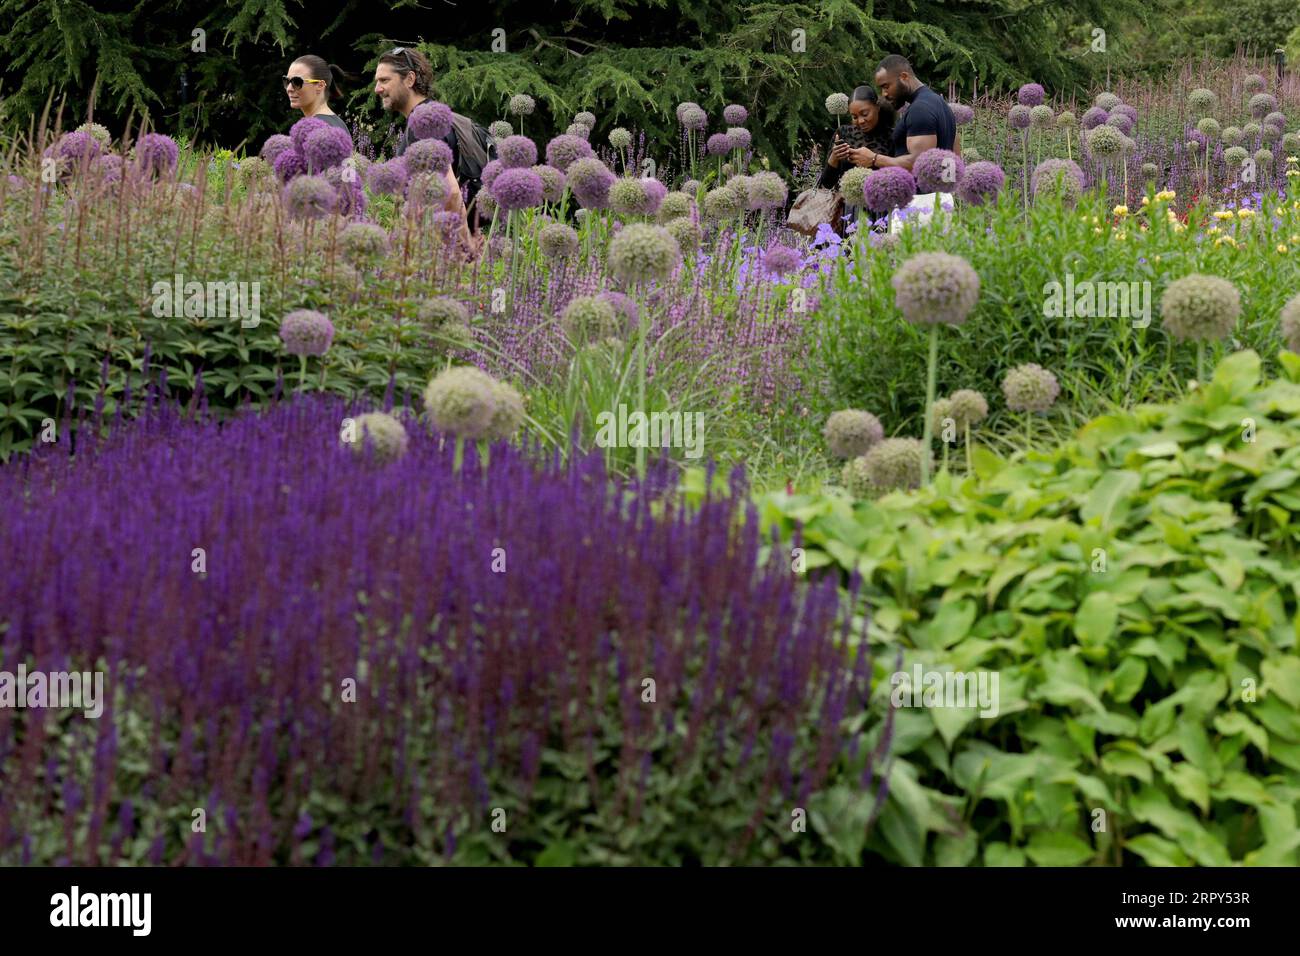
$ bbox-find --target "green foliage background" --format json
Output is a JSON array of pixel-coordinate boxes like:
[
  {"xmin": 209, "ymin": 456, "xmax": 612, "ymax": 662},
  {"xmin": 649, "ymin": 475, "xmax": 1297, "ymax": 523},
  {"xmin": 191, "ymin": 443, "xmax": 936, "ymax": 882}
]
[{"xmin": 1, "ymin": 0, "xmax": 1158, "ymax": 170}]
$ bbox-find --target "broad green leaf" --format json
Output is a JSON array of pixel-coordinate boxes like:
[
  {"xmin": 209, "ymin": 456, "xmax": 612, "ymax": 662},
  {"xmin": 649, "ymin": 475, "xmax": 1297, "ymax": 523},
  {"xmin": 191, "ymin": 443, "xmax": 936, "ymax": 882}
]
[
  {"xmin": 983, "ymin": 842, "xmax": 1027, "ymax": 867},
  {"xmin": 1025, "ymin": 830, "xmax": 1095, "ymax": 866},
  {"xmin": 1163, "ymin": 762, "xmax": 1210, "ymax": 814},
  {"xmin": 1081, "ymin": 469, "xmax": 1141, "ymax": 529},
  {"xmin": 1108, "ymin": 657, "xmax": 1147, "ymax": 703},
  {"xmin": 1261, "ymin": 657, "xmax": 1300, "ymax": 709},
  {"xmin": 1075, "ymin": 591, "xmax": 1119, "ymax": 647},
  {"xmin": 1100, "ymin": 748, "xmax": 1153, "ymax": 784},
  {"xmin": 934, "ymin": 829, "xmax": 979, "ymax": 867},
  {"xmin": 1124, "ymin": 834, "xmax": 1191, "ymax": 867}
]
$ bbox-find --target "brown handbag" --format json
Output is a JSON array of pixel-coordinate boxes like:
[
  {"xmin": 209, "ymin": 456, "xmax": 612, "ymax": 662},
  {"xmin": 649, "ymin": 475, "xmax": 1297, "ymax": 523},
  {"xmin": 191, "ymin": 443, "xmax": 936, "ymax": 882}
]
[{"xmin": 786, "ymin": 187, "xmax": 844, "ymax": 237}]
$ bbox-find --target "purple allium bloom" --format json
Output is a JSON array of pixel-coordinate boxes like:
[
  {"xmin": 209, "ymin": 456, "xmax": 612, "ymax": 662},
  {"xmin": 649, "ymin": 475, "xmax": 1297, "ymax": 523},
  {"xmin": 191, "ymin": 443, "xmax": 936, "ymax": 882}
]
[
  {"xmin": 1081, "ymin": 106, "xmax": 1109, "ymax": 130},
  {"xmin": 1105, "ymin": 113, "xmax": 1134, "ymax": 135},
  {"xmin": 539, "ymin": 222, "xmax": 580, "ymax": 258},
  {"xmin": 680, "ymin": 105, "xmax": 708, "ymax": 131},
  {"xmin": 283, "ymin": 174, "xmax": 337, "ymax": 220},
  {"xmin": 260, "ymin": 134, "xmax": 294, "ymax": 164},
  {"xmin": 479, "ymin": 159, "xmax": 504, "ymax": 189},
  {"xmin": 1017, "ymin": 83, "xmax": 1046, "ymax": 106},
  {"xmin": 609, "ymin": 178, "xmax": 650, "ymax": 215},
  {"xmin": 432, "ymin": 210, "xmax": 465, "ymax": 238},
  {"xmin": 706, "ymin": 133, "xmax": 732, "ymax": 156},
  {"xmin": 531, "ymin": 164, "xmax": 565, "ymax": 203},
  {"xmin": 597, "ymin": 290, "xmax": 639, "ymax": 329},
  {"xmin": 135, "ymin": 133, "xmax": 179, "ymax": 176},
  {"xmin": 566, "ymin": 157, "xmax": 616, "ymax": 208},
  {"xmin": 565, "ymin": 123, "xmax": 591, "ymax": 139},
  {"xmin": 1030, "ymin": 158, "xmax": 1085, "ymax": 204},
  {"xmin": 408, "ymin": 100, "xmax": 454, "ymax": 141},
  {"xmin": 406, "ymin": 171, "xmax": 449, "ymax": 207},
  {"xmin": 57, "ymin": 131, "xmax": 101, "ymax": 163},
  {"xmin": 273, "ymin": 148, "xmax": 309, "ymax": 183},
  {"xmin": 1111, "ymin": 104, "xmax": 1138, "ymax": 122},
  {"xmin": 863, "ymin": 166, "xmax": 917, "ymax": 212},
  {"xmin": 290, "ymin": 116, "xmax": 328, "ymax": 152},
  {"xmin": 956, "ymin": 161, "xmax": 1005, "ymax": 205},
  {"xmin": 91, "ymin": 154, "xmax": 124, "ymax": 183},
  {"xmin": 723, "ymin": 104, "xmax": 748, "ymax": 125},
  {"xmin": 545, "ymin": 134, "xmax": 594, "ymax": 172},
  {"xmin": 747, "ymin": 171, "xmax": 787, "ymax": 210},
  {"xmin": 912, "ymin": 148, "xmax": 965, "ymax": 193},
  {"xmin": 279, "ymin": 309, "xmax": 335, "ymax": 355},
  {"xmin": 1008, "ymin": 105, "xmax": 1032, "ymax": 130},
  {"xmin": 947, "ymin": 102, "xmax": 974, "ymax": 126},
  {"xmin": 727, "ymin": 127, "xmax": 752, "ymax": 151},
  {"xmin": 640, "ymin": 177, "xmax": 667, "ymax": 215},
  {"xmin": 760, "ymin": 243, "xmax": 802, "ymax": 276},
  {"xmin": 498, "ymin": 135, "xmax": 538, "ymax": 169},
  {"xmin": 404, "ymin": 137, "xmax": 453, "ymax": 174},
  {"xmin": 303, "ymin": 126, "xmax": 352, "ymax": 171},
  {"xmin": 1263, "ymin": 111, "xmax": 1287, "ymax": 131},
  {"xmin": 891, "ymin": 251, "xmax": 980, "ymax": 326},
  {"xmin": 1185, "ymin": 128, "xmax": 1208, "ymax": 151},
  {"xmin": 1248, "ymin": 93, "xmax": 1277, "ymax": 119},
  {"xmin": 366, "ymin": 159, "xmax": 408, "ymax": 195},
  {"xmin": 339, "ymin": 221, "xmax": 390, "ymax": 261},
  {"xmin": 676, "ymin": 101, "xmax": 701, "ymax": 122},
  {"xmin": 490, "ymin": 167, "xmax": 545, "ymax": 210}
]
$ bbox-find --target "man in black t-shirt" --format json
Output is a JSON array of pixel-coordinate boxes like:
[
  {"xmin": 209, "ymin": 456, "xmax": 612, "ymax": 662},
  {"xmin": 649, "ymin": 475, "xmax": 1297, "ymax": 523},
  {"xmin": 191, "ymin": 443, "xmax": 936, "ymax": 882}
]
[{"xmin": 852, "ymin": 54, "xmax": 958, "ymax": 174}]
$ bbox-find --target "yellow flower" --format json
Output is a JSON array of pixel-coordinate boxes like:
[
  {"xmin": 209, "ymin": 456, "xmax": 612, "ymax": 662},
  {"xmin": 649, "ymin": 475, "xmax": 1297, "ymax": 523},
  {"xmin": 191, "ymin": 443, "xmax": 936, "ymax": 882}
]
[
  {"xmin": 1288, "ymin": 169, "xmax": 1300, "ymax": 178},
  {"xmin": 1206, "ymin": 225, "xmax": 1220, "ymax": 234},
  {"xmin": 1213, "ymin": 210, "xmax": 1234, "ymax": 220},
  {"xmin": 1093, "ymin": 226, "xmax": 1103, "ymax": 235},
  {"xmin": 1155, "ymin": 189, "xmax": 1176, "ymax": 202},
  {"xmin": 1113, "ymin": 204, "xmax": 1129, "ymax": 216},
  {"xmin": 1172, "ymin": 222, "xmax": 1185, "ymax": 232},
  {"xmin": 1236, "ymin": 208, "xmax": 1255, "ymax": 218},
  {"xmin": 1154, "ymin": 255, "xmax": 1162, "ymax": 263},
  {"xmin": 1140, "ymin": 195, "xmax": 1151, "ymax": 206},
  {"xmin": 1291, "ymin": 234, "xmax": 1300, "ymax": 243},
  {"xmin": 1115, "ymin": 231, "xmax": 1126, "ymax": 241},
  {"xmin": 1091, "ymin": 216, "xmax": 1100, "ymax": 225},
  {"xmin": 1288, "ymin": 155, "xmax": 1299, "ymax": 164},
  {"xmin": 1279, "ymin": 244, "xmax": 1290, "ymax": 253}
]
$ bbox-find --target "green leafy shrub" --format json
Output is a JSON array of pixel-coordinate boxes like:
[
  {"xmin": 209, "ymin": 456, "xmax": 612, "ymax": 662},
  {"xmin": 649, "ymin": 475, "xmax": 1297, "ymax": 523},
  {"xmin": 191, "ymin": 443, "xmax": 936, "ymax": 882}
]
[{"xmin": 760, "ymin": 349, "xmax": 1300, "ymax": 865}]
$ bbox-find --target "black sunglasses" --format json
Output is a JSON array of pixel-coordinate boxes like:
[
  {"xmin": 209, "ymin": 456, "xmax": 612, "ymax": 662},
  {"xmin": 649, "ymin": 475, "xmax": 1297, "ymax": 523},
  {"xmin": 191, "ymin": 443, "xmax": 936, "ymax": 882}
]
[
  {"xmin": 388, "ymin": 46, "xmax": 416, "ymax": 73},
  {"xmin": 282, "ymin": 76, "xmax": 325, "ymax": 90}
]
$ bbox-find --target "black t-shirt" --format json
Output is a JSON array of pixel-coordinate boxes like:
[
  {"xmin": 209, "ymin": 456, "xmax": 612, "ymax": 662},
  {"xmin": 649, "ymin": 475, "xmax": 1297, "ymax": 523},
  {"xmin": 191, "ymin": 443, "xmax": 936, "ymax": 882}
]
[
  {"xmin": 891, "ymin": 85, "xmax": 955, "ymax": 154},
  {"xmin": 818, "ymin": 120, "xmax": 895, "ymax": 189}
]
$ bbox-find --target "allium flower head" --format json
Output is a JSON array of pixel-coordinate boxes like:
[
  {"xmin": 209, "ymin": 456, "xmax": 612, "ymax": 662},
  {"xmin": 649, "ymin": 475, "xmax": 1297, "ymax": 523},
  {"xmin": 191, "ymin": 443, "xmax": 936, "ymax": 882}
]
[
  {"xmin": 480, "ymin": 159, "xmax": 504, "ymax": 189},
  {"xmin": 531, "ymin": 164, "xmax": 566, "ymax": 202},
  {"xmin": 760, "ymin": 243, "xmax": 801, "ymax": 276},
  {"xmin": 57, "ymin": 131, "xmax": 101, "ymax": 163},
  {"xmin": 273, "ymin": 148, "xmax": 309, "ymax": 183},
  {"xmin": 824, "ymin": 409, "xmax": 883, "ymax": 458},
  {"xmin": 1142, "ymin": 161, "xmax": 1159, "ymax": 179},
  {"xmin": 727, "ymin": 127, "xmax": 752, "ymax": 151},
  {"xmin": 664, "ymin": 216, "xmax": 702, "ymax": 251},
  {"xmin": 723, "ymin": 104, "xmax": 748, "ymax": 125},
  {"xmin": 1002, "ymin": 363, "xmax": 1059, "ymax": 412},
  {"xmin": 404, "ymin": 137, "xmax": 453, "ymax": 174},
  {"xmin": 560, "ymin": 295, "xmax": 620, "ymax": 345},
  {"xmin": 607, "ymin": 223, "xmax": 681, "ymax": 285},
  {"xmin": 508, "ymin": 94, "xmax": 536, "ymax": 116},
  {"xmin": 1283, "ymin": 132, "xmax": 1300, "ymax": 155},
  {"xmin": 706, "ymin": 133, "xmax": 732, "ymax": 156},
  {"xmin": 76, "ymin": 122, "xmax": 111, "ymax": 148},
  {"xmin": 339, "ymin": 222, "xmax": 389, "ymax": 262},
  {"xmin": 1244, "ymin": 74, "xmax": 1267, "ymax": 94},
  {"xmin": 537, "ymin": 222, "xmax": 580, "ymax": 259},
  {"xmin": 1030, "ymin": 158, "xmax": 1085, "ymax": 205},
  {"xmin": 1029, "ymin": 104, "xmax": 1055, "ymax": 129},
  {"xmin": 609, "ymin": 127, "xmax": 633, "ymax": 149},
  {"xmin": 747, "ymin": 171, "xmax": 787, "ymax": 210},
  {"xmin": 1018, "ymin": 83, "xmax": 1046, "ymax": 106},
  {"xmin": 92, "ymin": 153, "xmax": 125, "ymax": 183},
  {"xmin": 304, "ymin": 126, "xmax": 352, "ymax": 171},
  {"xmin": 1279, "ymin": 293, "xmax": 1300, "ymax": 354},
  {"xmin": 1086, "ymin": 124, "xmax": 1125, "ymax": 156},
  {"xmin": 825, "ymin": 93, "xmax": 850, "ymax": 116},
  {"xmin": 407, "ymin": 171, "xmax": 450, "ymax": 208},
  {"xmin": 566, "ymin": 123, "xmax": 592, "ymax": 139},
  {"xmin": 657, "ymin": 191, "xmax": 694, "ymax": 222},
  {"xmin": 566, "ymin": 157, "xmax": 616, "ymax": 208},
  {"xmin": 608, "ymin": 177, "xmax": 651, "ymax": 215},
  {"xmin": 490, "ymin": 167, "xmax": 544, "ymax": 210},
  {"xmin": 947, "ymin": 102, "xmax": 974, "ymax": 126},
  {"xmin": 417, "ymin": 296, "xmax": 470, "ymax": 327},
  {"xmin": 962, "ymin": 146, "xmax": 983, "ymax": 162},
  {"xmin": 1222, "ymin": 126, "xmax": 1245, "ymax": 146},
  {"xmin": 1248, "ymin": 93, "xmax": 1277, "ymax": 118},
  {"xmin": 676, "ymin": 101, "xmax": 700, "ymax": 121},
  {"xmin": 498, "ymin": 134, "xmax": 538, "ymax": 169},
  {"xmin": 423, "ymin": 366, "xmax": 502, "ymax": 441},
  {"xmin": 1196, "ymin": 117, "xmax": 1221, "ymax": 138},
  {"xmin": 574, "ymin": 110, "xmax": 596, "ymax": 128},
  {"xmin": 931, "ymin": 398, "xmax": 955, "ymax": 432},
  {"xmin": 640, "ymin": 177, "xmax": 667, "ymax": 215},
  {"xmin": 1081, "ymin": 106, "xmax": 1109, "ymax": 130},
  {"xmin": 1187, "ymin": 88, "xmax": 1217, "ymax": 114},
  {"xmin": 912, "ymin": 148, "xmax": 965, "ymax": 193},
  {"xmin": 1106, "ymin": 113, "xmax": 1134, "ymax": 135},
  {"xmin": 702, "ymin": 184, "xmax": 744, "ymax": 219},
  {"xmin": 366, "ymin": 159, "xmax": 408, "ymax": 195},
  {"xmin": 283, "ymin": 174, "xmax": 337, "ymax": 219},
  {"xmin": 680, "ymin": 106, "xmax": 708, "ymax": 131},
  {"xmin": 279, "ymin": 309, "xmax": 335, "ymax": 356},
  {"xmin": 135, "ymin": 133, "xmax": 179, "ymax": 177},
  {"xmin": 260, "ymin": 134, "xmax": 294, "ymax": 164},
  {"xmin": 948, "ymin": 389, "xmax": 989, "ymax": 430},
  {"xmin": 862, "ymin": 166, "xmax": 917, "ymax": 212},
  {"xmin": 1094, "ymin": 92, "xmax": 1121, "ymax": 111},
  {"xmin": 1160, "ymin": 274, "xmax": 1240, "ymax": 343},
  {"xmin": 408, "ymin": 100, "xmax": 454, "ymax": 141},
  {"xmin": 488, "ymin": 120, "xmax": 514, "ymax": 141},
  {"xmin": 290, "ymin": 116, "xmax": 327, "ymax": 152},
  {"xmin": 344, "ymin": 412, "xmax": 409, "ymax": 463},
  {"xmin": 1260, "ymin": 122, "xmax": 1281, "ymax": 143},
  {"xmin": 1254, "ymin": 147, "xmax": 1274, "ymax": 167},
  {"xmin": 1186, "ymin": 128, "xmax": 1208, "ymax": 151},
  {"xmin": 956, "ymin": 161, "xmax": 1005, "ymax": 206},
  {"xmin": 891, "ymin": 251, "xmax": 980, "ymax": 326},
  {"xmin": 1008, "ymin": 105, "xmax": 1032, "ymax": 129},
  {"xmin": 848, "ymin": 438, "xmax": 924, "ymax": 495},
  {"xmin": 1223, "ymin": 146, "xmax": 1249, "ymax": 167},
  {"xmin": 1111, "ymin": 104, "xmax": 1138, "ymax": 122}
]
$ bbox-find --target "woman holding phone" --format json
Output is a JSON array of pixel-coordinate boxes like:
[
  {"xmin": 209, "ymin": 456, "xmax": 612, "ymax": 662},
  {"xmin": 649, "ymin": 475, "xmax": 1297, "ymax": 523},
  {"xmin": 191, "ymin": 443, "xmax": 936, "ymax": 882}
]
[{"xmin": 819, "ymin": 85, "xmax": 895, "ymax": 189}]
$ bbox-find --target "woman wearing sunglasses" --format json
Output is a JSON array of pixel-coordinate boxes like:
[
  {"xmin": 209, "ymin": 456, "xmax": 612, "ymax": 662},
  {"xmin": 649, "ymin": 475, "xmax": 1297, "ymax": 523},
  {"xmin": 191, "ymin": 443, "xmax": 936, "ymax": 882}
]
[{"xmin": 284, "ymin": 55, "xmax": 351, "ymax": 134}]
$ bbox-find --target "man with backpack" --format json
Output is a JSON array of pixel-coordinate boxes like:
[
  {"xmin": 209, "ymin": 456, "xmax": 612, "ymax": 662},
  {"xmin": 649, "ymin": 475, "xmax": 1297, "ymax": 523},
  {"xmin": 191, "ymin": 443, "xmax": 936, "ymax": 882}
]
[{"xmin": 374, "ymin": 46, "xmax": 496, "ymax": 241}]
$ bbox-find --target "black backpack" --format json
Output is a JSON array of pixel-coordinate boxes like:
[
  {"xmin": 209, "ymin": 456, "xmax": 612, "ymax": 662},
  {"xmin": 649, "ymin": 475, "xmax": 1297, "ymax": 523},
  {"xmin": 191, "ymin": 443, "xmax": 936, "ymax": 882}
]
[{"xmin": 448, "ymin": 113, "xmax": 496, "ymax": 192}]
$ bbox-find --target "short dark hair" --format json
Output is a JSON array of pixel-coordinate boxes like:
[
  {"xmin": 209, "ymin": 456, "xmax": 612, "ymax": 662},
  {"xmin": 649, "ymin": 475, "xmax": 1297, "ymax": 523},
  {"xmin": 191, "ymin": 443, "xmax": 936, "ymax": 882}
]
[
  {"xmin": 876, "ymin": 54, "xmax": 913, "ymax": 76},
  {"xmin": 377, "ymin": 46, "xmax": 433, "ymax": 96}
]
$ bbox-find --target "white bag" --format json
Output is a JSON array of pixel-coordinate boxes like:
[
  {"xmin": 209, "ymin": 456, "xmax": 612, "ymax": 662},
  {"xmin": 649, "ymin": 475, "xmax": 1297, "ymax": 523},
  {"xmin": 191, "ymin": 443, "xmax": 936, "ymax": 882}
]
[{"xmin": 889, "ymin": 191, "xmax": 955, "ymax": 234}]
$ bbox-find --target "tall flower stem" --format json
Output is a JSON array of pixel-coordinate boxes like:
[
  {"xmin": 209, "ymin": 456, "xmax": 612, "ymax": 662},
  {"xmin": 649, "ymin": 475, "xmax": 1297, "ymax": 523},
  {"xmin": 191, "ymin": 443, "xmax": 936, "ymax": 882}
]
[
  {"xmin": 921, "ymin": 325, "xmax": 938, "ymax": 484},
  {"xmin": 1197, "ymin": 341, "xmax": 1206, "ymax": 384},
  {"xmin": 964, "ymin": 421, "xmax": 974, "ymax": 475},
  {"xmin": 297, "ymin": 355, "xmax": 307, "ymax": 393},
  {"xmin": 634, "ymin": 281, "xmax": 649, "ymax": 480}
]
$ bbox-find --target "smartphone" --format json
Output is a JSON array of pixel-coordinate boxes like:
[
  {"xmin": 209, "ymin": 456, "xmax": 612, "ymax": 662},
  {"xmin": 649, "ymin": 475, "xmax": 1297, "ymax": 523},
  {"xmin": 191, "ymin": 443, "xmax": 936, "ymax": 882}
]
[{"xmin": 835, "ymin": 124, "xmax": 867, "ymax": 148}]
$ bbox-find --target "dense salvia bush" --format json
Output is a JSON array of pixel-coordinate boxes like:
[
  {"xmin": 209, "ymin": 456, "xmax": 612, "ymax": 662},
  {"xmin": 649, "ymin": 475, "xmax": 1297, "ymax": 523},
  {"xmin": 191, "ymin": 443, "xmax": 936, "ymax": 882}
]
[{"xmin": 0, "ymin": 395, "xmax": 883, "ymax": 865}]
